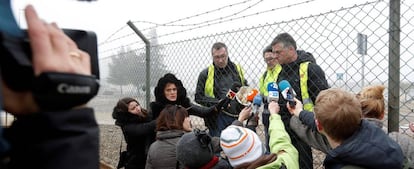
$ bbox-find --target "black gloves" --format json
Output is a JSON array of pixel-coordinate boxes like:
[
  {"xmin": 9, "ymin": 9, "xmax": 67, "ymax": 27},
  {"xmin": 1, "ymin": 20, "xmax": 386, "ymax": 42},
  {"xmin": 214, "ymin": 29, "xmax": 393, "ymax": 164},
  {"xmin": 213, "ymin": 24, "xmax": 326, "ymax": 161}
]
[{"xmin": 215, "ymin": 98, "xmax": 229, "ymax": 112}]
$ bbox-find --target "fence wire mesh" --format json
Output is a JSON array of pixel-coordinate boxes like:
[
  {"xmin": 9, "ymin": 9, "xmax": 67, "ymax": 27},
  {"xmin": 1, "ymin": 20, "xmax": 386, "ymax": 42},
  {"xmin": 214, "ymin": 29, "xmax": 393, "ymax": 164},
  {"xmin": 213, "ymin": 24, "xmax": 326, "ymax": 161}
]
[{"xmin": 90, "ymin": 0, "xmax": 414, "ymax": 168}]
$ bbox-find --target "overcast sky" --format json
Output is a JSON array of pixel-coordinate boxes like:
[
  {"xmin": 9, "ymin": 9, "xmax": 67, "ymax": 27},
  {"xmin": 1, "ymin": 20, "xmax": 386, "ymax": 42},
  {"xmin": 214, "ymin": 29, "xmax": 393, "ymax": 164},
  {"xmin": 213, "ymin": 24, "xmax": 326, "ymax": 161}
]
[{"xmin": 11, "ymin": 0, "xmax": 363, "ymax": 44}]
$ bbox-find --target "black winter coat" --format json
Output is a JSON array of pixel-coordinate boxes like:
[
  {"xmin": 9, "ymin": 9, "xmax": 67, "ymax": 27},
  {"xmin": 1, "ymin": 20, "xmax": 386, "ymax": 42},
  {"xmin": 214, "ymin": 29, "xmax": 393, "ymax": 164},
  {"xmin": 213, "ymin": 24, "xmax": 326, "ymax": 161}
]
[
  {"xmin": 115, "ymin": 111, "xmax": 156, "ymax": 169},
  {"xmin": 4, "ymin": 108, "xmax": 99, "ymax": 169}
]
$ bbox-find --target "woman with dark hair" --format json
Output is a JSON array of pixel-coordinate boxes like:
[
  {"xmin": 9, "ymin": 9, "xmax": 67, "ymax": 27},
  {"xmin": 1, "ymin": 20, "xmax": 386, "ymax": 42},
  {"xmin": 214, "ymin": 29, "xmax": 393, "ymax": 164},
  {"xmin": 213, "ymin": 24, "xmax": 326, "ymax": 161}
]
[
  {"xmin": 145, "ymin": 105, "xmax": 192, "ymax": 169},
  {"xmin": 112, "ymin": 97, "xmax": 156, "ymax": 169},
  {"xmin": 150, "ymin": 73, "xmax": 222, "ymax": 121}
]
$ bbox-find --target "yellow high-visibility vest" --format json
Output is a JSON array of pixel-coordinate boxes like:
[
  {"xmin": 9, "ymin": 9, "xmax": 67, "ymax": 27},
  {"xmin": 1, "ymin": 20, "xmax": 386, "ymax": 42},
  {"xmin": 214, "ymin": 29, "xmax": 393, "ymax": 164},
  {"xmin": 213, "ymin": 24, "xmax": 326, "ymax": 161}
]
[
  {"xmin": 204, "ymin": 64, "xmax": 245, "ymax": 97},
  {"xmin": 258, "ymin": 62, "xmax": 313, "ymax": 111},
  {"xmin": 259, "ymin": 64, "xmax": 282, "ymax": 97}
]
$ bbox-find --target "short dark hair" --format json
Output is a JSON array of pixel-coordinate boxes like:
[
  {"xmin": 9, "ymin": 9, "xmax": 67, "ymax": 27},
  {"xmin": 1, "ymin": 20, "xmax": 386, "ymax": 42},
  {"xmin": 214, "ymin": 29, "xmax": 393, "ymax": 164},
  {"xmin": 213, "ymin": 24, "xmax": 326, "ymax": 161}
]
[
  {"xmin": 270, "ymin": 33, "xmax": 297, "ymax": 50},
  {"xmin": 156, "ymin": 104, "xmax": 189, "ymax": 131},
  {"xmin": 262, "ymin": 45, "xmax": 273, "ymax": 57},
  {"xmin": 211, "ymin": 42, "xmax": 228, "ymax": 54}
]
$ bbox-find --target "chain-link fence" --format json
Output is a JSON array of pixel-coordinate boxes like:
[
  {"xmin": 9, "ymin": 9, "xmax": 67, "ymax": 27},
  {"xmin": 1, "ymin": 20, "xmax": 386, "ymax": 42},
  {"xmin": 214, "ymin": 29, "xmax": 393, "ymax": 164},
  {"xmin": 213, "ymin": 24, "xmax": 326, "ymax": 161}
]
[{"xmin": 92, "ymin": 0, "xmax": 414, "ymax": 168}]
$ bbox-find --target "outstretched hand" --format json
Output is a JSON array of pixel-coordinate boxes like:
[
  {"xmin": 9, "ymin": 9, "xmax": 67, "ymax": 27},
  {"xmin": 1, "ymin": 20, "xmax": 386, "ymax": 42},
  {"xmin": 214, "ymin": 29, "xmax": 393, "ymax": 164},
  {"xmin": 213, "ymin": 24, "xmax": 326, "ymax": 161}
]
[
  {"xmin": 238, "ymin": 106, "xmax": 252, "ymax": 122},
  {"xmin": 268, "ymin": 101, "xmax": 280, "ymax": 115},
  {"xmin": 286, "ymin": 98, "xmax": 303, "ymax": 117},
  {"xmin": 234, "ymin": 153, "xmax": 277, "ymax": 169}
]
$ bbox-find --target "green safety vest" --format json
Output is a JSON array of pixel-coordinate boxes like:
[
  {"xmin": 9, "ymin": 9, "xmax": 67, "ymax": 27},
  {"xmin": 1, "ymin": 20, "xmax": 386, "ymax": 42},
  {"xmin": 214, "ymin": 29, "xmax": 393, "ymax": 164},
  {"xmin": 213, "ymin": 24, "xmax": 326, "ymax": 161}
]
[
  {"xmin": 259, "ymin": 61, "xmax": 314, "ymax": 111},
  {"xmin": 204, "ymin": 64, "xmax": 245, "ymax": 98}
]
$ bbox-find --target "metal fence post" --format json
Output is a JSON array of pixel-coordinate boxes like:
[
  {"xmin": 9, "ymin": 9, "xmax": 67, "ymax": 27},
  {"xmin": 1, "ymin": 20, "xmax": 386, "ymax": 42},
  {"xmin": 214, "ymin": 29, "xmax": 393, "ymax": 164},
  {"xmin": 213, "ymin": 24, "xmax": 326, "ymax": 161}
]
[
  {"xmin": 127, "ymin": 21, "xmax": 151, "ymax": 109},
  {"xmin": 388, "ymin": 0, "xmax": 400, "ymax": 132}
]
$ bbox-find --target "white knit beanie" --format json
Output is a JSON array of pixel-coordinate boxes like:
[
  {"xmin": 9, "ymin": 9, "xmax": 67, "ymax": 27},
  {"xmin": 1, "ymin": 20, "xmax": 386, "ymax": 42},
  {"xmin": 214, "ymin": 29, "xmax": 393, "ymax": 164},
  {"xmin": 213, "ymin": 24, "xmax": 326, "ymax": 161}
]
[{"xmin": 220, "ymin": 125, "xmax": 264, "ymax": 167}]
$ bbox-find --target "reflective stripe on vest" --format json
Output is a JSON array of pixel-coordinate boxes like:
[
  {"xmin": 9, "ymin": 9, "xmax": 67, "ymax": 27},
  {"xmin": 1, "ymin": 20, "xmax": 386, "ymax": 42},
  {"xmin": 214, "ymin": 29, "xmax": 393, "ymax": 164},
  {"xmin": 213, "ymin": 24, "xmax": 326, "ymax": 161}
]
[
  {"xmin": 268, "ymin": 62, "xmax": 313, "ymax": 111},
  {"xmin": 299, "ymin": 62, "xmax": 313, "ymax": 111},
  {"xmin": 204, "ymin": 64, "xmax": 245, "ymax": 97},
  {"xmin": 259, "ymin": 64, "xmax": 282, "ymax": 96}
]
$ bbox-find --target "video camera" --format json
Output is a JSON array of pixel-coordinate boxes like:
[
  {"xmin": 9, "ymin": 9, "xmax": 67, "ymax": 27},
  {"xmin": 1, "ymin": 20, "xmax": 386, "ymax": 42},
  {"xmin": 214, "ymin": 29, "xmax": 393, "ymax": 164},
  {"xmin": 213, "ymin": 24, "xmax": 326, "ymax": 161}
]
[
  {"xmin": 0, "ymin": 29, "xmax": 100, "ymax": 111},
  {"xmin": 0, "ymin": 29, "xmax": 100, "ymax": 89}
]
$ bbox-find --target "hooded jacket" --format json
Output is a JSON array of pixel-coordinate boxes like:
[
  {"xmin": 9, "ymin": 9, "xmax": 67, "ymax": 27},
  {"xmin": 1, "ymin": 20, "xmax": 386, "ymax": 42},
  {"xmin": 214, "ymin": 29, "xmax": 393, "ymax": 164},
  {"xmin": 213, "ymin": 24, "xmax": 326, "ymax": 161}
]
[
  {"xmin": 324, "ymin": 120, "xmax": 403, "ymax": 169},
  {"xmin": 150, "ymin": 73, "xmax": 217, "ymax": 120},
  {"xmin": 276, "ymin": 50, "xmax": 329, "ymax": 169},
  {"xmin": 114, "ymin": 111, "xmax": 156, "ymax": 169},
  {"xmin": 277, "ymin": 50, "xmax": 328, "ymax": 123},
  {"xmin": 291, "ymin": 112, "xmax": 405, "ymax": 169},
  {"xmin": 146, "ymin": 130, "xmax": 186, "ymax": 169}
]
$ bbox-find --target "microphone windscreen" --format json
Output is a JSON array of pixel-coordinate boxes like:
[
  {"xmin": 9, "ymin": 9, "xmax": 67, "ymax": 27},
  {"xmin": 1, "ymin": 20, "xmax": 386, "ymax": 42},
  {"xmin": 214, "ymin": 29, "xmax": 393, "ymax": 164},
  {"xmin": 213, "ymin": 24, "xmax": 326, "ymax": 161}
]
[
  {"xmin": 267, "ymin": 82, "xmax": 279, "ymax": 102},
  {"xmin": 246, "ymin": 89, "xmax": 259, "ymax": 102},
  {"xmin": 278, "ymin": 80, "xmax": 291, "ymax": 92},
  {"xmin": 253, "ymin": 95, "xmax": 262, "ymax": 106}
]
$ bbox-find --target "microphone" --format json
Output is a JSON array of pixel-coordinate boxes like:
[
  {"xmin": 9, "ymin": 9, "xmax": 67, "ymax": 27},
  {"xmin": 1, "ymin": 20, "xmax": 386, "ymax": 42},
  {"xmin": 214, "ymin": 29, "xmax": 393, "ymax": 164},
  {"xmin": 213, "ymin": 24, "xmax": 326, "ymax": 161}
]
[
  {"xmin": 235, "ymin": 86, "xmax": 259, "ymax": 106},
  {"xmin": 226, "ymin": 82, "xmax": 241, "ymax": 100},
  {"xmin": 218, "ymin": 82, "xmax": 242, "ymax": 111},
  {"xmin": 267, "ymin": 82, "xmax": 279, "ymax": 103},
  {"xmin": 246, "ymin": 88, "xmax": 259, "ymax": 103},
  {"xmin": 278, "ymin": 80, "xmax": 296, "ymax": 108},
  {"xmin": 252, "ymin": 94, "xmax": 262, "ymax": 116},
  {"xmin": 247, "ymin": 94, "xmax": 262, "ymax": 127}
]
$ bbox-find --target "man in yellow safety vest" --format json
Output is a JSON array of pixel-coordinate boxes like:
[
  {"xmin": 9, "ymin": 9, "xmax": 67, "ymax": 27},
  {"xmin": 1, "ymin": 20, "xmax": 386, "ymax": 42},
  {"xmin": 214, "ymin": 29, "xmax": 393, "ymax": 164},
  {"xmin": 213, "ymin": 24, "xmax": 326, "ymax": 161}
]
[
  {"xmin": 195, "ymin": 42, "xmax": 247, "ymax": 137},
  {"xmin": 271, "ymin": 32, "xmax": 329, "ymax": 169}
]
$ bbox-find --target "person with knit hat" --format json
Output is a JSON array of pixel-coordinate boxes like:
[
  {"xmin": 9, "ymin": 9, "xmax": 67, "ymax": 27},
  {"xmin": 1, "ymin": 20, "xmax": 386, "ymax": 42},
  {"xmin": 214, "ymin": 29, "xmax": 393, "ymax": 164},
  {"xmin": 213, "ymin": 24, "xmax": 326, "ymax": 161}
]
[
  {"xmin": 219, "ymin": 102, "xmax": 299, "ymax": 169},
  {"xmin": 176, "ymin": 129, "xmax": 232, "ymax": 169}
]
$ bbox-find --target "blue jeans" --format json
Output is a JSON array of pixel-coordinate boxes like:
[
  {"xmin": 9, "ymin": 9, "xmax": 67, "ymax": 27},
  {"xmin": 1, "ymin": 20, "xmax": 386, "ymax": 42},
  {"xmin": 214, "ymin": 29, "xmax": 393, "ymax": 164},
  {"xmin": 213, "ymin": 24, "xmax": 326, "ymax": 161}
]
[{"xmin": 208, "ymin": 113, "xmax": 237, "ymax": 137}]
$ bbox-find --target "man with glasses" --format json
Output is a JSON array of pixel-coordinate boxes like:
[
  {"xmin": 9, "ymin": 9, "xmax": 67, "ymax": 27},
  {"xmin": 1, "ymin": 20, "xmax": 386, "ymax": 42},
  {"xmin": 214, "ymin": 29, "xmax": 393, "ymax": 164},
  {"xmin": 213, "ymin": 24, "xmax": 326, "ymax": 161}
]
[
  {"xmin": 195, "ymin": 42, "xmax": 247, "ymax": 137},
  {"xmin": 270, "ymin": 32, "xmax": 329, "ymax": 169}
]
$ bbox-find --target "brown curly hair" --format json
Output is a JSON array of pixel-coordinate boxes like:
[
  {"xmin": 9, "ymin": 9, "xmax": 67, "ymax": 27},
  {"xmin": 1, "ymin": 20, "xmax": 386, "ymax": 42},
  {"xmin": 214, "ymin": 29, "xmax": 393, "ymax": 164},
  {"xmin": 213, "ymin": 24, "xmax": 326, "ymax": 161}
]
[{"xmin": 357, "ymin": 85, "xmax": 385, "ymax": 119}]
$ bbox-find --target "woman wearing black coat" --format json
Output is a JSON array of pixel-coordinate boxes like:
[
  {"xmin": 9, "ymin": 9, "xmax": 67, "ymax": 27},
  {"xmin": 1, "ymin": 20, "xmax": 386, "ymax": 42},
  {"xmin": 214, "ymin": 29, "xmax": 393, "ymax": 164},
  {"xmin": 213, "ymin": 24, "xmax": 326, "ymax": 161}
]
[
  {"xmin": 112, "ymin": 97, "xmax": 156, "ymax": 169},
  {"xmin": 150, "ymin": 73, "xmax": 222, "ymax": 121}
]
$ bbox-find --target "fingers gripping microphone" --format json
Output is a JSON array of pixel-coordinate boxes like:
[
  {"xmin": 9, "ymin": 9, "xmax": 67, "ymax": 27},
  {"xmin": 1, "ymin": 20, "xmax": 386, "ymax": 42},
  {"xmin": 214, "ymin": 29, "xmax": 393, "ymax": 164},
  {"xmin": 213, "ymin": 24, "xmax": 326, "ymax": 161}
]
[
  {"xmin": 267, "ymin": 82, "xmax": 279, "ymax": 103},
  {"xmin": 278, "ymin": 80, "xmax": 296, "ymax": 108}
]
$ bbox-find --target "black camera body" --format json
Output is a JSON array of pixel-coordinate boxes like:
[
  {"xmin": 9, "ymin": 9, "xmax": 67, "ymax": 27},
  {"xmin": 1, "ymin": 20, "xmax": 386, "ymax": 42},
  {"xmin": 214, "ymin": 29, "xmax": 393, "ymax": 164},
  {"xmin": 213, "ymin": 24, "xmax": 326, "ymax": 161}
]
[
  {"xmin": 0, "ymin": 29, "xmax": 100, "ymax": 111},
  {"xmin": 0, "ymin": 29, "xmax": 99, "ymax": 91}
]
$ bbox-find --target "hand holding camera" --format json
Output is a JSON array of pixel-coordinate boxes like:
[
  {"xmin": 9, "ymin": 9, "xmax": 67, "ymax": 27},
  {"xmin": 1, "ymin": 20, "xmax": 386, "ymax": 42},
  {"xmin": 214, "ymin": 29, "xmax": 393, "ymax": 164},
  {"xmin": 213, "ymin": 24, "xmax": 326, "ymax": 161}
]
[{"xmin": 1, "ymin": 5, "xmax": 99, "ymax": 114}]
